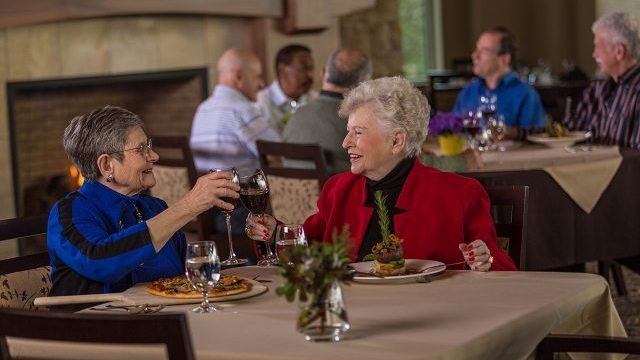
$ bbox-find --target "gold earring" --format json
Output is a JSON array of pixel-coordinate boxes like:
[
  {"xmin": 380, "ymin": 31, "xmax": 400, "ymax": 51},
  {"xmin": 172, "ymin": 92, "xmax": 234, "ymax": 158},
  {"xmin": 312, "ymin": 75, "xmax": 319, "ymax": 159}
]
[{"xmin": 106, "ymin": 174, "xmax": 114, "ymax": 183}]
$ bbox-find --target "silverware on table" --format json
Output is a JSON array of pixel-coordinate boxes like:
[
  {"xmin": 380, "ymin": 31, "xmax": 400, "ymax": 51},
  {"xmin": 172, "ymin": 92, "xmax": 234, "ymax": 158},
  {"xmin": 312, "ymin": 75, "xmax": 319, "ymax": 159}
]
[{"xmin": 90, "ymin": 304, "xmax": 165, "ymax": 314}]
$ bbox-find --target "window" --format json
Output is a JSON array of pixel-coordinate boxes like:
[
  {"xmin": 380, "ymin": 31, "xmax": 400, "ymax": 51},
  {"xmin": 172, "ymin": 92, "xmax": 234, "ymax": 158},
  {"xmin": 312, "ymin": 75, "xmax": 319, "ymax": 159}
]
[{"xmin": 399, "ymin": 0, "xmax": 442, "ymax": 81}]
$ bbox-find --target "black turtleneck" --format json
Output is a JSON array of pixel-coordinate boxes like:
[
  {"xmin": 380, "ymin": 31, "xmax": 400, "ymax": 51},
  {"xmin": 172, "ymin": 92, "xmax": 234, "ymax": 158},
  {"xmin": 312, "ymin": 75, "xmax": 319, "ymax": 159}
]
[{"xmin": 356, "ymin": 156, "xmax": 415, "ymax": 261}]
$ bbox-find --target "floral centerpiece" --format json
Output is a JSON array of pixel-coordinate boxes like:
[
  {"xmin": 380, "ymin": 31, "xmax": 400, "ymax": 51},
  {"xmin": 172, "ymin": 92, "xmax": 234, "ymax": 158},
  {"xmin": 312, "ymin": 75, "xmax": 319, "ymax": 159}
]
[
  {"xmin": 276, "ymin": 226, "xmax": 352, "ymax": 342},
  {"xmin": 428, "ymin": 112, "xmax": 465, "ymax": 156}
]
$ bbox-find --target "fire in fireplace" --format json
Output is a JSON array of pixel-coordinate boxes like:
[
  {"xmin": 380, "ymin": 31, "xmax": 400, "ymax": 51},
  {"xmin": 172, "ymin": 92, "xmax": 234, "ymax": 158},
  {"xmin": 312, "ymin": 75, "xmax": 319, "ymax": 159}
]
[{"xmin": 7, "ymin": 68, "xmax": 208, "ymax": 217}]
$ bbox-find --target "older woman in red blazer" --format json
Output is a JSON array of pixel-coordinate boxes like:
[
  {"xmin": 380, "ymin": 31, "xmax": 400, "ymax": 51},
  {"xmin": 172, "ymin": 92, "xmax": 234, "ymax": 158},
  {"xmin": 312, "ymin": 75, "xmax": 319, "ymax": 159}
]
[{"xmin": 247, "ymin": 76, "xmax": 516, "ymax": 271}]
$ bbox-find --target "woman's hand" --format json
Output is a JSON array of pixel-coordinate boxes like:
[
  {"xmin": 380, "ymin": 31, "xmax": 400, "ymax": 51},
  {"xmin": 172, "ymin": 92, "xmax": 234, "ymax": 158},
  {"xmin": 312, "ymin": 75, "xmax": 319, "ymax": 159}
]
[
  {"xmin": 458, "ymin": 240, "xmax": 493, "ymax": 272},
  {"xmin": 245, "ymin": 213, "xmax": 277, "ymax": 242},
  {"xmin": 183, "ymin": 171, "xmax": 240, "ymax": 215}
]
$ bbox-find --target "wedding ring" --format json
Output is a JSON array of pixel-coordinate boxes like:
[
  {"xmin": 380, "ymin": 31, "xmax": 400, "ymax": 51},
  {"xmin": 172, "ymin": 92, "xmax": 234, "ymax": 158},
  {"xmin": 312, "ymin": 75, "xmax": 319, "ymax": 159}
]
[
  {"xmin": 245, "ymin": 226, "xmax": 253, "ymax": 237},
  {"xmin": 488, "ymin": 255, "xmax": 494, "ymax": 264}
]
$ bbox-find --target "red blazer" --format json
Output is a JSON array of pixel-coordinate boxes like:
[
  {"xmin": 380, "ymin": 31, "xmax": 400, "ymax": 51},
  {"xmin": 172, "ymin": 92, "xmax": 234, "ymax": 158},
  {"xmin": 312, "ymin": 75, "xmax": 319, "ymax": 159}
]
[{"xmin": 303, "ymin": 159, "xmax": 517, "ymax": 271}]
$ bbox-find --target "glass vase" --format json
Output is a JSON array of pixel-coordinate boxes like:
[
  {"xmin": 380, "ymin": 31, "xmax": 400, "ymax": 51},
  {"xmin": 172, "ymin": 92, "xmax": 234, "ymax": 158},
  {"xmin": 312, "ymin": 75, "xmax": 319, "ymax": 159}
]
[{"xmin": 297, "ymin": 280, "xmax": 350, "ymax": 342}]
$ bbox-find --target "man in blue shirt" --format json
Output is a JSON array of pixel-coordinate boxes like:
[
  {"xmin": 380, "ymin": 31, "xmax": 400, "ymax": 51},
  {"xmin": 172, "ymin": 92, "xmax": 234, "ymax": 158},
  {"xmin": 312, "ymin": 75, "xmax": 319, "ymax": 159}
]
[{"xmin": 453, "ymin": 27, "xmax": 545, "ymax": 139}]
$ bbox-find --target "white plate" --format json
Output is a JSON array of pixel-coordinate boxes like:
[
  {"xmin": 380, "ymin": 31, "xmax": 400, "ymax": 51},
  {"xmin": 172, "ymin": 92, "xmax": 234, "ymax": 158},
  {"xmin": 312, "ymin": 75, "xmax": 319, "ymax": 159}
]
[
  {"xmin": 351, "ymin": 259, "xmax": 446, "ymax": 284},
  {"xmin": 527, "ymin": 131, "xmax": 588, "ymax": 148}
]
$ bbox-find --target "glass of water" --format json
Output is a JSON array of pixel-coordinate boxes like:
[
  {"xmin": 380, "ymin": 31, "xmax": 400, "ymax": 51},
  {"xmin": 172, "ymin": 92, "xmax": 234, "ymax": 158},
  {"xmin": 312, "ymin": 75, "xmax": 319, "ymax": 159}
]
[
  {"xmin": 275, "ymin": 224, "xmax": 308, "ymax": 263},
  {"xmin": 185, "ymin": 241, "xmax": 221, "ymax": 313}
]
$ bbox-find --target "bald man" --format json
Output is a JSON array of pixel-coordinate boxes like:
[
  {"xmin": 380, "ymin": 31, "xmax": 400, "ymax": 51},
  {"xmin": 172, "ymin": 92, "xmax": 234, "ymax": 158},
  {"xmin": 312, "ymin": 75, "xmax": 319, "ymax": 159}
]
[
  {"xmin": 190, "ymin": 49, "xmax": 280, "ymax": 238},
  {"xmin": 190, "ymin": 48, "xmax": 281, "ymax": 172},
  {"xmin": 282, "ymin": 48, "xmax": 371, "ymax": 174}
]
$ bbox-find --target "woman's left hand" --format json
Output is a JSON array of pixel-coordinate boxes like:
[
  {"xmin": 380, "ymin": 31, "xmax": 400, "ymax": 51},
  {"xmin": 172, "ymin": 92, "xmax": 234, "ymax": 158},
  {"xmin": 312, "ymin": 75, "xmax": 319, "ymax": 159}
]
[{"xmin": 458, "ymin": 240, "xmax": 493, "ymax": 272}]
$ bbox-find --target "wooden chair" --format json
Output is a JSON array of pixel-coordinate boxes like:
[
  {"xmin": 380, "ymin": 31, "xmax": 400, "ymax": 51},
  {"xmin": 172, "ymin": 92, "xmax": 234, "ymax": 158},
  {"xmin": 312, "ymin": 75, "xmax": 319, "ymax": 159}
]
[
  {"xmin": 0, "ymin": 214, "xmax": 51, "ymax": 310},
  {"xmin": 256, "ymin": 140, "xmax": 329, "ymax": 225},
  {"xmin": 536, "ymin": 334, "xmax": 640, "ymax": 360},
  {"xmin": 150, "ymin": 136, "xmax": 214, "ymax": 241},
  {"xmin": 0, "ymin": 308, "xmax": 195, "ymax": 360},
  {"xmin": 484, "ymin": 185, "xmax": 529, "ymax": 270}
]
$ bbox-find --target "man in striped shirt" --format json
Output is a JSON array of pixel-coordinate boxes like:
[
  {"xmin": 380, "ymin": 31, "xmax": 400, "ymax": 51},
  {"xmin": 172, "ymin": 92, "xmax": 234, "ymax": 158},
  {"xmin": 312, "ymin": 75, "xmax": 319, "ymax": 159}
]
[
  {"xmin": 190, "ymin": 48, "xmax": 281, "ymax": 237},
  {"xmin": 190, "ymin": 48, "xmax": 281, "ymax": 173},
  {"xmin": 566, "ymin": 12, "xmax": 640, "ymax": 148}
]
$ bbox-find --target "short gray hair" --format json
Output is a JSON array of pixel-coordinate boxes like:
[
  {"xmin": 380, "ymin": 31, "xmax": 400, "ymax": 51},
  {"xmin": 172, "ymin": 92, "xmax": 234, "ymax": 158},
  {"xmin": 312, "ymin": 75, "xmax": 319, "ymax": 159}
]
[
  {"xmin": 63, "ymin": 105, "xmax": 145, "ymax": 182},
  {"xmin": 325, "ymin": 48, "xmax": 372, "ymax": 88},
  {"xmin": 592, "ymin": 11, "xmax": 640, "ymax": 59},
  {"xmin": 339, "ymin": 76, "xmax": 430, "ymax": 158}
]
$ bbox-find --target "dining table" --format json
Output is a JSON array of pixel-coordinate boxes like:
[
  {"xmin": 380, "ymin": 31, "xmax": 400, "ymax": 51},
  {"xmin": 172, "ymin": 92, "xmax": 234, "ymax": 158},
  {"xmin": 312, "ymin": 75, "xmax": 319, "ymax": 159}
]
[
  {"xmin": 10, "ymin": 266, "xmax": 627, "ymax": 360},
  {"xmin": 454, "ymin": 142, "xmax": 640, "ymax": 271}
]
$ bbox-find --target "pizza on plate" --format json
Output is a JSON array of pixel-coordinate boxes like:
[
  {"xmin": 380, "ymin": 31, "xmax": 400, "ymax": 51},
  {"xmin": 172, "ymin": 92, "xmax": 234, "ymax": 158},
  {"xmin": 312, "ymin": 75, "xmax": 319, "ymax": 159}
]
[{"xmin": 146, "ymin": 274, "xmax": 252, "ymax": 299}]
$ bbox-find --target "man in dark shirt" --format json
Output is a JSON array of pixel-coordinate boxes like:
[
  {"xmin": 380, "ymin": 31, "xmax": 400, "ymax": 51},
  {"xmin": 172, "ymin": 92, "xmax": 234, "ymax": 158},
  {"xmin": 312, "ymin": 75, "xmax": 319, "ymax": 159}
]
[
  {"xmin": 566, "ymin": 11, "xmax": 640, "ymax": 148},
  {"xmin": 283, "ymin": 48, "xmax": 372, "ymax": 174}
]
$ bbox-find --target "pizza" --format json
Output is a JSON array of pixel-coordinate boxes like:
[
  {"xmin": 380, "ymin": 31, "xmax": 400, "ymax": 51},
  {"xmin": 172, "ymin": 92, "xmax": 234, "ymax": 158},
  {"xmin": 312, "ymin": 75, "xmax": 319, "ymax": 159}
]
[{"xmin": 146, "ymin": 274, "xmax": 252, "ymax": 299}]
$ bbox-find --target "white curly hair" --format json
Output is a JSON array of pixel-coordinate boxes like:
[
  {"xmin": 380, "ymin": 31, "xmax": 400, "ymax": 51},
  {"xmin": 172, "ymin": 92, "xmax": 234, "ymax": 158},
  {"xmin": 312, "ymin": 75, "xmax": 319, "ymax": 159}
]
[{"xmin": 339, "ymin": 76, "xmax": 431, "ymax": 158}]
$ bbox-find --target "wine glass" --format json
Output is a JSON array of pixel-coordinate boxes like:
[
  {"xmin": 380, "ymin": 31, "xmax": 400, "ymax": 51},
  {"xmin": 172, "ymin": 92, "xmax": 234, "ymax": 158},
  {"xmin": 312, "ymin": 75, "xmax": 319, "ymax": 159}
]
[
  {"xmin": 238, "ymin": 169, "xmax": 277, "ymax": 266},
  {"xmin": 463, "ymin": 111, "xmax": 488, "ymax": 151},
  {"xmin": 275, "ymin": 224, "xmax": 308, "ymax": 264},
  {"xmin": 210, "ymin": 168, "xmax": 247, "ymax": 266},
  {"xmin": 488, "ymin": 114, "xmax": 507, "ymax": 151},
  {"xmin": 185, "ymin": 241, "xmax": 221, "ymax": 313}
]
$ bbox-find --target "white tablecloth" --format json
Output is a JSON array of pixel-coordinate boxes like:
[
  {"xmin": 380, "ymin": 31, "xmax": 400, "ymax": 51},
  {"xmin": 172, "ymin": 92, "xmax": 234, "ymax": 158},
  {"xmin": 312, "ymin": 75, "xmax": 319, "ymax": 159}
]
[{"xmin": 10, "ymin": 266, "xmax": 625, "ymax": 360}]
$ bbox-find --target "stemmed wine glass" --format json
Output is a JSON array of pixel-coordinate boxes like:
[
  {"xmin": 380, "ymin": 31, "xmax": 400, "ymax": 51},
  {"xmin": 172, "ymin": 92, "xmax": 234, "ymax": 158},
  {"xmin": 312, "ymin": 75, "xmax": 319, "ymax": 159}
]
[
  {"xmin": 463, "ymin": 111, "xmax": 489, "ymax": 151},
  {"xmin": 488, "ymin": 114, "xmax": 506, "ymax": 151},
  {"xmin": 275, "ymin": 224, "xmax": 308, "ymax": 264},
  {"xmin": 185, "ymin": 241, "xmax": 221, "ymax": 313},
  {"xmin": 210, "ymin": 168, "xmax": 247, "ymax": 266},
  {"xmin": 238, "ymin": 169, "xmax": 277, "ymax": 266}
]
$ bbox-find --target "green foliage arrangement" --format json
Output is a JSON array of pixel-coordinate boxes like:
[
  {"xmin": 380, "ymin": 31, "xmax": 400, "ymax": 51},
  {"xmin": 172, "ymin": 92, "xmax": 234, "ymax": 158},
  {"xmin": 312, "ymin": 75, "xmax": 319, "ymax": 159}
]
[{"xmin": 276, "ymin": 225, "xmax": 353, "ymax": 304}]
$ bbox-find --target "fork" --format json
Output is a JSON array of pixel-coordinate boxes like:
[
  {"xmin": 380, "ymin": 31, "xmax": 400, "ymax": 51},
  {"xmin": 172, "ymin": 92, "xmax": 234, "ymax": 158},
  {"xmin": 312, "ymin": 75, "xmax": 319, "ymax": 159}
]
[{"xmin": 91, "ymin": 304, "xmax": 165, "ymax": 314}]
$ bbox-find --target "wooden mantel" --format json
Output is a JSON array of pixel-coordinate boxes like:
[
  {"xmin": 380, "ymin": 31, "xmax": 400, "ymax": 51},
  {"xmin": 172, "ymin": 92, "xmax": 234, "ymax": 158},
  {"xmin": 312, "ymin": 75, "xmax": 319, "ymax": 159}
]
[{"xmin": 0, "ymin": 0, "xmax": 283, "ymax": 29}]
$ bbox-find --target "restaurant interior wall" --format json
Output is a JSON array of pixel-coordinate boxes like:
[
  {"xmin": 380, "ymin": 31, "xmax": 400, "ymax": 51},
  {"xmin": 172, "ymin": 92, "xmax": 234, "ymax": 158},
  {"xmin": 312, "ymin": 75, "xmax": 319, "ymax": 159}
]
[
  {"xmin": 340, "ymin": 0, "xmax": 404, "ymax": 78},
  {"xmin": 441, "ymin": 0, "xmax": 596, "ymax": 76}
]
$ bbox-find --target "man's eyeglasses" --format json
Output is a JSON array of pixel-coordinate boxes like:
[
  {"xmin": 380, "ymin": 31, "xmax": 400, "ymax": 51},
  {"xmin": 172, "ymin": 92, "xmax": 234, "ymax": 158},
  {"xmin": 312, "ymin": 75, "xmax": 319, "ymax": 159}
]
[{"xmin": 109, "ymin": 138, "xmax": 153, "ymax": 157}]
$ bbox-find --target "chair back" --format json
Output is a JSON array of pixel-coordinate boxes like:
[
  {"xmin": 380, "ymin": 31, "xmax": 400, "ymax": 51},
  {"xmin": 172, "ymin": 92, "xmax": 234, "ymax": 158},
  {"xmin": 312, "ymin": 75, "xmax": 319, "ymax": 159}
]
[
  {"xmin": 484, "ymin": 185, "xmax": 529, "ymax": 270},
  {"xmin": 0, "ymin": 214, "xmax": 51, "ymax": 310},
  {"xmin": 256, "ymin": 140, "xmax": 329, "ymax": 224},
  {"xmin": 150, "ymin": 136, "xmax": 213, "ymax": 240},
  {"xmin": 537, "ymin": 334, "xmax": 640, "ymax": 360},
  {"xmin": 0, "ymin": 308, "xmax": 195, "ymax": 360}
]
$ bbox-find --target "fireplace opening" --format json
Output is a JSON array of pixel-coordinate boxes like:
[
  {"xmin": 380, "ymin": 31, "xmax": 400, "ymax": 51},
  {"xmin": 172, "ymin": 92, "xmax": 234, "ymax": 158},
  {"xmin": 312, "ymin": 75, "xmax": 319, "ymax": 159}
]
[{"xmin": 7, "ymin": 68, "xmax": 208, "ymax": 221}]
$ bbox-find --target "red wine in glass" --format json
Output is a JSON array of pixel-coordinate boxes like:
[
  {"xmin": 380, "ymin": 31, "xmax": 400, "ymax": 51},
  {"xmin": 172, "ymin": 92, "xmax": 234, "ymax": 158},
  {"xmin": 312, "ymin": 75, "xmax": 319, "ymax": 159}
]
[
  {"xmin": 219, "ymin": 196, "xmax": 237, "ymax": 214},
  {"xmin": 239, "ymin": 189, "xmax": 269, "ymax": 214},
  {"xmin": 464, "ymin": 125, "xmax": 482, "ymax": 137}
]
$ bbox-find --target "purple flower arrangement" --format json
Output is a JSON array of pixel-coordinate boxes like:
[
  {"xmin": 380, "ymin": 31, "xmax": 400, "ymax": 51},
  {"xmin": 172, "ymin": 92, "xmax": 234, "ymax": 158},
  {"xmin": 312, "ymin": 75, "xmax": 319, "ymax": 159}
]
[{"xmin": 428, "ymin": 112, "xmax": 464, "ymax": 137}]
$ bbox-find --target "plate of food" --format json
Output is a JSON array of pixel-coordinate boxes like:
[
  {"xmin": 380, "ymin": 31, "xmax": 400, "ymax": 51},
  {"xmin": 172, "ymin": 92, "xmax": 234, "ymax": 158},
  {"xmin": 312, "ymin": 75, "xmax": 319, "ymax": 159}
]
[
  {"xmin": 527, "ymin": 126, "xmax": 589, "ymax": 148},
  {"xmin": 350, "ymin": 259, "xmax": 446, "ymax": 284},
  {"xmin": 135, "ymin": 274, "xmax": 267, "ymax": 304}
]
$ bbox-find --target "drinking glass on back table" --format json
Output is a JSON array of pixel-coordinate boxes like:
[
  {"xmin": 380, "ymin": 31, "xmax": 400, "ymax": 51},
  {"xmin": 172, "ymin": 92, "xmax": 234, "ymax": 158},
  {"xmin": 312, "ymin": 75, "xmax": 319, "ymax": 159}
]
[
  {"xmin": 238, "ymin": 169, "xmax": 277, "ymax": 266},
  {"xmin": 210, "ymin": 168, "xmax": 247, "ymax": 266},
  {"xmin": 186, "ymin": 241, "xmax": 221, "ymax": 313},
  {"xmin": 275, "ymin": 224, "xmax": 308, "ymax": 264}
]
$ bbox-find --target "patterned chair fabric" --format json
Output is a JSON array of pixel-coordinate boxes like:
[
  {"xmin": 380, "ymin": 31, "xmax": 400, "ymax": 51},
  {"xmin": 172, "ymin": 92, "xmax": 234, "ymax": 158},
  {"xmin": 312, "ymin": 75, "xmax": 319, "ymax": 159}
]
[
  {"xmin": 268, "ymin": 175, "xmax": 320, "ymax": 225},
  {"xmin": 0, "ymin": 266, "xmax": 51, "ymax": 310},
  {"xmin": 150, "ymin": 165, "xmax": 191, "ymax": 206}
]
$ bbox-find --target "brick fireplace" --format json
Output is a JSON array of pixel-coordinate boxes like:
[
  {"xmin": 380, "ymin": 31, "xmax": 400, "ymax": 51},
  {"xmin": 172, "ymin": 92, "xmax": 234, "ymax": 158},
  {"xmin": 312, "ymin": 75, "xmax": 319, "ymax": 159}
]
[{"xmin": 7, "ymin": 68, "xmax": 208, "ymax": 216}]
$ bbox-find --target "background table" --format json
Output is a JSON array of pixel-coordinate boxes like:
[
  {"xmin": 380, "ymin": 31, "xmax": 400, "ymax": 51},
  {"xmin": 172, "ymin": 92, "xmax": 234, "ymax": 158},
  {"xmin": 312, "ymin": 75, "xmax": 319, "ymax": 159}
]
[{"xmin": 463, "ymin": 148, "xmax": 640, "ymax": 270}]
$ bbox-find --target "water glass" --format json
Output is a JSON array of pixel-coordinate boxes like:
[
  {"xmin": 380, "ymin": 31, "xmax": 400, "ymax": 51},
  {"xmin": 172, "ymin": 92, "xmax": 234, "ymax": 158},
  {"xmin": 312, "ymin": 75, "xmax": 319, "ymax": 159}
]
[
  {"xmin": 185, "ymin": 241, "xmax": 221, "ymax": 313},
  {"xmin": 275, "ymin": 224, "xmax": 308, "ymax": 262}
]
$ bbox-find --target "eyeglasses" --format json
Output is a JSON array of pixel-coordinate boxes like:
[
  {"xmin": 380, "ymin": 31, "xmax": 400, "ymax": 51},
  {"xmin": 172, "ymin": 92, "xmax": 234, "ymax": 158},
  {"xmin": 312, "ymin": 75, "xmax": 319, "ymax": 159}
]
[{"xmin": 108, "ymin": 138, "xmax": 153, "ymax": 157}]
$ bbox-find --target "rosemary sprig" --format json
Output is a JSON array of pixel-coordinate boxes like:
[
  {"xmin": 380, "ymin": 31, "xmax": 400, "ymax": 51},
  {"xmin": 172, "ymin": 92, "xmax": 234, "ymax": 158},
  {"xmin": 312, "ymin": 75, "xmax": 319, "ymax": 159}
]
[{"xmin": 374, "ymin": 190, "xmax": 391, "ymax": 247}]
